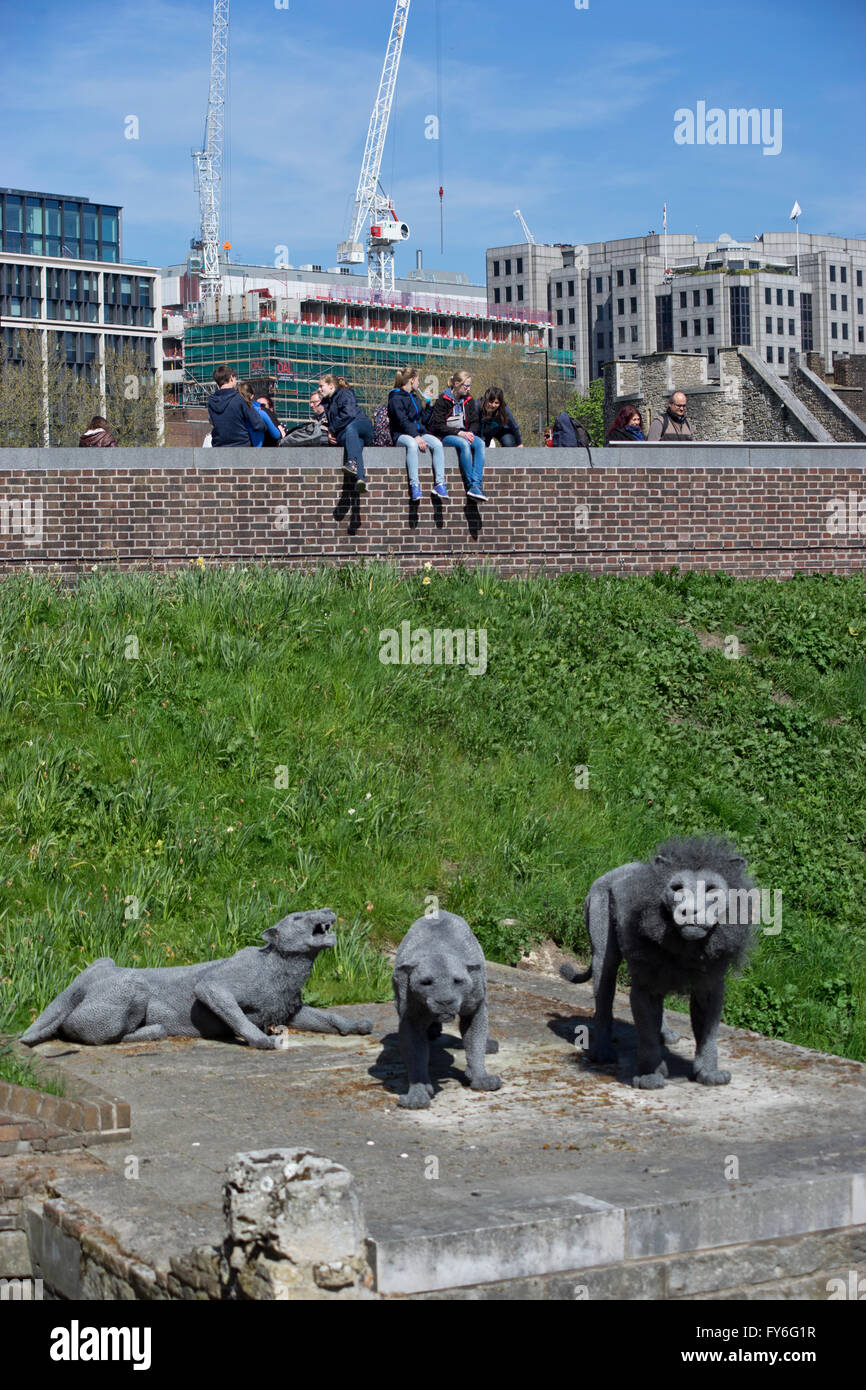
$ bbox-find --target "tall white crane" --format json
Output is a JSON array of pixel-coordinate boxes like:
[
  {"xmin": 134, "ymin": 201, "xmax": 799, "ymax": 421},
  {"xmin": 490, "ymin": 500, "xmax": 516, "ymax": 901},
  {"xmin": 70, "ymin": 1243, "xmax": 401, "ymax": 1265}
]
[
  {"xmin": 514, "ymin": 209, "xmax": 537, "ymax": 245},
  {"xmin": 337, "ymin": 0, "xmax": 411, "ymax": 293},
  {"xmin": 192, "ymin": 0, "xmax": 229, "ymax": 303}
]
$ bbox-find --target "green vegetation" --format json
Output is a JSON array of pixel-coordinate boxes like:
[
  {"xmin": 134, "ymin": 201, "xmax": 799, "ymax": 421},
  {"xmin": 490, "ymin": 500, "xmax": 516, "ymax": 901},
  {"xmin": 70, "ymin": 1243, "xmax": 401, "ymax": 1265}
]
[
  {"xmin": 0, "ymin": 564, "xmax": 864, "ymax": 1088},
  {"xmin": 0, "ymin": 1038, "xmax": 65, "ymax": 1095},
  {"xmin": 565, "ymin": 377, "xmax": 605, "ymax": 446}
]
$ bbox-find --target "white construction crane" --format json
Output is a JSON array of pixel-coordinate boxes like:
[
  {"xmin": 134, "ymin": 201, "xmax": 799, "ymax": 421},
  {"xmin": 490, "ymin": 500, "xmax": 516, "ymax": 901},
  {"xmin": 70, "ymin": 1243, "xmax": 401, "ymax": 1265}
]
[
  {"xmin": 337, "ymin": 0, "xmax": 411, "ymax": 292},
  {"xmin": 514, "ymin": 209, "xmax": 537, "ymax": 245},
  {"xmin": 191, "ymin": 0, "xmax": 229, "ymax": 302}
]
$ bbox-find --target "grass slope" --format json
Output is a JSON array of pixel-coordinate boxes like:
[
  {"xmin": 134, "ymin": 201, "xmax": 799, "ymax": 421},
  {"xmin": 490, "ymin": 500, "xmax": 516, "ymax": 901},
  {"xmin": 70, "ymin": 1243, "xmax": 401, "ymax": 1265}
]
[{"xmin": 0, "ymin": 563, "xmax": 863, "ymax": 1078}]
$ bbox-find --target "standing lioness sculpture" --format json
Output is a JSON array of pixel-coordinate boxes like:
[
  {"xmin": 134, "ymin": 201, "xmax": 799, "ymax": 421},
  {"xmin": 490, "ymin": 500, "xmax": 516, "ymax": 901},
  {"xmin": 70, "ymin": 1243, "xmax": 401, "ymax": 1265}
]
[
  {"xmin": 21, "ymin": 909, "xmax": 373, "ymax": 1048},
  {"xmin": 392, "ymin": 909, "xmax": 501, "ymax": 1109}
]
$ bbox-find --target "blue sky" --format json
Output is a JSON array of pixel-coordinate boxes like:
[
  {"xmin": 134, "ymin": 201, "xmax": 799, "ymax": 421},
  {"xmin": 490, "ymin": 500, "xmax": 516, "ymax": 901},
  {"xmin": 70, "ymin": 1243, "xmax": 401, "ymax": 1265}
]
[{"xmin": 2, "ymin": 0, "xmax": 864, "ymax": 282}]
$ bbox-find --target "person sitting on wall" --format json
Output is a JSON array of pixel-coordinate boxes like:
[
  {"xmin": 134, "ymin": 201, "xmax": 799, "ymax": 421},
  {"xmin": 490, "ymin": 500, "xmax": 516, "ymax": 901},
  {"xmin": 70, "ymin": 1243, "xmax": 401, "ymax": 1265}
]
[
  {"xmin": 78, "ymin": 416, "xmax": 118, "ymax": 447},
  {"xmin": 477, "ymin": 387, "xmax": 523, "ymax": 448},
  {"xmin": 426, "ymin": 369, "xmax": 488, "ymax": 501},
  {"xmin": 606, "ymin": 406, "xmax": 646, "ymax": 444},
  {"xmin": 255, "ymin": 392, "xmax": 285, "ymax": 447},
  {"xmin": 387, "ymin": 365, "xmax": 449, "ymax": 502},
  {"xmin": 237, "ymin": 381, "xmax": 281, "ymax": 447},
  {"xmin": 207, "ymin": 364, "xmax": 271, "ymax": 447},
  {"xmin": 317, "ymin": 374, "xmax": 374, "ymax": 493},
  {"xmin": 647, "ymin": 391, "xmax": 696, "ymax": 441}
]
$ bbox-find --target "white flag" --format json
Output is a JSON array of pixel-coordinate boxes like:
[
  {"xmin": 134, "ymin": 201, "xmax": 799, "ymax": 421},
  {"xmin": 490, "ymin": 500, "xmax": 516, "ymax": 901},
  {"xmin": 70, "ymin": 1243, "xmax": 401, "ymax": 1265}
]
[{"xmin": 789, "ymin": 200, "xmax": 802, "ymax": 220}]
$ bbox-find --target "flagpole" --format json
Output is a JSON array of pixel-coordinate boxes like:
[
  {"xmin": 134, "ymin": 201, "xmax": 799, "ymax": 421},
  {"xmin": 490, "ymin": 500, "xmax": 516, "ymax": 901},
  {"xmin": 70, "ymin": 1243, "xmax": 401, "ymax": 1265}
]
[{"xmin": 795, "ymin": 216, "xmax": 800, "ymax": 278}]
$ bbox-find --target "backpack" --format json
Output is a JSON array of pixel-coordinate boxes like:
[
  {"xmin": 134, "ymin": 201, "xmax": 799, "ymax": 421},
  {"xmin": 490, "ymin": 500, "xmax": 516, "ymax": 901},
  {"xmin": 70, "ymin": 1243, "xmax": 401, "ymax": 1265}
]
[
  {"xmin": 552, "ymin": 412, "xmax": 593, "ymax": 465},
  {"xmin": 279, "ymin": 419, "xmax": 330, "ymax": 447},
  {"xmin": 372, "ymin": 403, "xmax": 392, "ymax": 446}
]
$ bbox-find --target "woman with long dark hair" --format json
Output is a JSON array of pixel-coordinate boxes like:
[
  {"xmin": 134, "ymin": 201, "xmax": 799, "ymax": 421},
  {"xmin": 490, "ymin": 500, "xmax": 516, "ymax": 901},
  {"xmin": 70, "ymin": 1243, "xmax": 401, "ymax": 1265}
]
[
  {"xmin": 606, "ymin": 406, "xmax": 645, "ymax": 444},
  {"xmin": 318, "ymin": 374, "xmax": 374, "ymax": 492},
  {"xmin": 477, "ymin": 387, "xmax": 522, "ymax": 448}
]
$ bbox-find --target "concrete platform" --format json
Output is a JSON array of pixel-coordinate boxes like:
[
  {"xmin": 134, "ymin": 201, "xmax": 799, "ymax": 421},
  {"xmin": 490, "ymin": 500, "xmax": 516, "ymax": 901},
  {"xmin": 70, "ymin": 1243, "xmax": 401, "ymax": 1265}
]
[{"xmin": 18, "ymin": 964, "xmax": 866, "ymax": 1298}]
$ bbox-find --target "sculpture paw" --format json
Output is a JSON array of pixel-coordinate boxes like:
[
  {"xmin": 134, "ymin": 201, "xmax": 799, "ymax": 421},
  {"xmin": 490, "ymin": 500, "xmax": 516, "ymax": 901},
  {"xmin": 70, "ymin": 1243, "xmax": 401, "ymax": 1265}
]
[
  {"xmin": 398, "ymin": 1083, "xmax": 433, "ymax": 1109},
  {"xmin": 485, "ymin": 1038, "xmax": 499, "ymax": 1054},
  {"xmin": 470, "ymin": 1073, "xmax": 501, "ymax": 1092},
  {"xmin": 632, "ymin": 1071, "xmax": 666, "ymax": 1089},
  {"xmin": 661, "ymin": 1024, "xmax": 680, "ymax": 1045},
  {"xmin": 348, "ymin": 1018, "xmax": 374, "ymax": 1035},
  {"xmin": 694, "ymin": 1066, "xmax": 731, "ymax": 1086}
]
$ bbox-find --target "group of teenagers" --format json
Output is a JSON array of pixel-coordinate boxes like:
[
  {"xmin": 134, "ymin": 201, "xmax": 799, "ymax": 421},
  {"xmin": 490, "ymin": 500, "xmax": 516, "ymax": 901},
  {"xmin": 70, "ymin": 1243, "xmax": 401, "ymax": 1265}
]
[{"xmin": 311, "ymin": 366, "xmax": 524, "ymax": 501}]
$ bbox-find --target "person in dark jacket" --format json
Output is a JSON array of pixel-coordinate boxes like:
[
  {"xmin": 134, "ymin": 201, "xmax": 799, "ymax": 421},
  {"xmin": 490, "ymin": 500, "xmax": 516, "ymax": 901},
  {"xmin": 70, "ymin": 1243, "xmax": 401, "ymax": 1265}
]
[
  {"xmin": 207, "ymin": 364, "xmax": 269, "ymax": 447},
  {"xmin": 255, "ymin": 393, "xmax": 285, "ymax": 447},
  {"xmin": 237, "ymin": 381, "xmax": 281, "ymax": 448},
  {"xmin": 317, "ymin": 374, "xmax": 374, "ymax": 492},
  {"xmin": 426, "ymin": 369, "xmax": 487, "ymax": 501},
  {"xmin": 387, "ymin": 366, "xmax": 448, "ymax": 502},
  {"xmin": 606, "ymin": 406, "xmax": 645, "ymax": 444},
  {"xmin": 477, "ymin": 387, "xmax": 522, "ymax": 448},
  {"xmin": 646, "ymin": 391, "xmax": 696, "ymax": 441},
  {"xmin": 79, "ymin": 416, "xmax": 118, "ymax": 447}
]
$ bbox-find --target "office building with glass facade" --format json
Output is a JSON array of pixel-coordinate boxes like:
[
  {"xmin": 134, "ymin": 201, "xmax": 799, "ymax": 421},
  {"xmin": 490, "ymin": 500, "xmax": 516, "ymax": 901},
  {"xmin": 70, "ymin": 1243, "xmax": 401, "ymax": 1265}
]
[{"xmin": 0, "ymin": 189, "xmax": 122, "ymax": 263}]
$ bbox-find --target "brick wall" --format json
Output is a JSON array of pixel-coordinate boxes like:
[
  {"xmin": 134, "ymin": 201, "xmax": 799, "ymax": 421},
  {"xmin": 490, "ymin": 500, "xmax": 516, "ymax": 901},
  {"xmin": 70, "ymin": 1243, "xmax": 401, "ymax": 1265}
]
[{"xmin": 0, "ymin": 446, "xmax": 864, "ymax": 579}]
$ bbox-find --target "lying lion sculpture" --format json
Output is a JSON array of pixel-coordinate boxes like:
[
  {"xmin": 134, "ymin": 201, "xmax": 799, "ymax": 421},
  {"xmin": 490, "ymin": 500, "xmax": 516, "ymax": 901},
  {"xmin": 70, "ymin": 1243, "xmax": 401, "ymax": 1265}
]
[
  {"xmin": 560, "ymin": 836, "xmax": 757, "ymax": 1088},
  {"xmin": 392, "ymin": 909, "xmax": 501, "ymax": 1109},
  {"xmin": 21, "ymin": 909, "xmax": 373, "ymax": 1048}
]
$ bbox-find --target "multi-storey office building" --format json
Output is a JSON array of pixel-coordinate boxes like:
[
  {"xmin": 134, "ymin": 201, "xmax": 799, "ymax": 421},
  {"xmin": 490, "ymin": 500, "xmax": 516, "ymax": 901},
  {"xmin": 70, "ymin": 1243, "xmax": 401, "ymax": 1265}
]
[
  {"xmin": 487, "ymin": 231, "xmax": 866, "ymax": 393},
  {"xmin": 0, "ymin": 190, "xmax": 161, "ymax": 440}
]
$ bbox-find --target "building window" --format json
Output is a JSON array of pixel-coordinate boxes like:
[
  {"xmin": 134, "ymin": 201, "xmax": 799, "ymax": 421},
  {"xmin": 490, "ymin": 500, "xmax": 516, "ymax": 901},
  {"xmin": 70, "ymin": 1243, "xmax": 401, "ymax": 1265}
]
[
  {"xmin": 679, "ymin": 291, "xmax": 687, "ymax": 308},
  {"xmin": 516, "ymin": 257, "xmax": 523, "ymax": 273},
  {"xmin": 630, "ymin": 296, "xmax": 637, "ymax": 313},
  {"xmin": 766, "ymin": 347, "xmax": 773, "ymax": 363},
  {"xmin": 788, "ymin": 318, "xmax": 795, "ymax": 335},
  {"xmin": 830, "ymin": 265, "xmax": 836, "ymax": 281},
  {"xmin": 859, "ymin": 299, "xmax": 864, "ymax": 315},
  {"xmin": 631, "ymin": 324, "xmax": 638, "ymax": 343},
  {"xmin": 831, "ymin": 293, "xmax": 837, "ymax": 310},
  {"xmin": 842, "ymin": 324, "xmax": 849, "ymax": 339},
  {"xmin": 801, "ymin": 293, "xmax": 813, "ymax": 351},
  {"xmin": 569, "ymin": 335, "xmax": 576, "ymax": 350},
  {"xmin": 617, "ymin": 298, "xmax": 624, "ymax": 314},
  {"xmin": 629, "ymin": 268, "xmax": 637, "ymax": 285},
  {"xmin": 778, "ymin": 346, "xmax": 785, "ymax": 364},
  {"xmin": 557, "ymin": 336, "xmax": 564, "ymax": 348},
  {"xmin": 694, "ymin": 319, "xmax": 701, "ymax": 336},
  {"xmin": 608, "ymin": 275, "xmax": 612, "ymax": 290},
  {"xmin": 730, "ymin": 285, "xmax": 751, "ymax": 345},
  {"xmin": 493, "ymin": 287, "xmax": 500, "ymax": 303},
  {"xmin": 503, "ymin": 258, "xmax": 511, "ymax": 275},
  {"xmin": 617, "ymin": 269, "xmax": 624, "ymax": 286},
  {"xmin": 595, "ymin": 276, "xmax": 602, "ymax": 294},
  {"xmin": 618, "ymin": 326, "xmax": 625, "ymax": 343},
  {"xmin": 776, "ymin": 288, "xmax": 783, "ymax": 305},
  {"xmin": 787, "ymin": 289, "xmax": 794, "ymax": 306},
  {"xmin": 556, "ymin": 282, "xmax": 563, "ymax": 297},
  {"xmin": 680, "ymin": 320, "xmax": 688, "ymax": 337},
  {"xmin": 708, "ymin": 347, "xmax": 716, "ymax": 364},
  {"xmin": 831, "ymin": 322, "xmax": 838, "ymax": 338},
  {"xmin": 693, "ymin": 290, "xmax": 700, "ymax": 306},
  {"xmin": 492, "ymin": 261, "xmax": 500, "ymax": 277},
  {"xmin": 568, "ymin": 280, "xmax": 574, "ymax": 296},
  {"xmin": 568, "ymin": 307, "xmax": 575, "ymax": 323},
  {"xmin": 859, "ymin": 327, "xmax": 865, "ymax": 343},
  {"xmin": 556, "ymin": 309, "xmax": 563, "ymax": 324},
  {"xmin": 841, "ymin": 266, "xmax": 847, "ymax": 283},
  {"xmin": 766, "ymin": 316, "xmax": 773, "ymax": 333},
  {"xmin": 517, "ymin": 284, "xmax": 523, "ymax": 301},
  {"xmin": 707, "ymin": 317, "xmax": 714, "ymax": 335},
  {"xmin": 841, "ymin": 294, "xmax": 848, "ymax": 311},
  {"xmin": 505, "ymin": 286, "xmax": 512, "ymax": 302},
  {"xmin": 777, "ymin": 317, "xmax": 784, "ymax": 334},
  {"xmin": 706, "ymin": 288, "xmax": 714, "ymax": 306},
  {"xmin": 857, "ymin": 270, "xmax": 863, "ymax": 287},
  {"xmin": 656, "ymin": 295, "xmax": 673, "ymax": 351},
  {"xmin": 765, "ymin": 288, "xmax": 772, "ymax": 304}
]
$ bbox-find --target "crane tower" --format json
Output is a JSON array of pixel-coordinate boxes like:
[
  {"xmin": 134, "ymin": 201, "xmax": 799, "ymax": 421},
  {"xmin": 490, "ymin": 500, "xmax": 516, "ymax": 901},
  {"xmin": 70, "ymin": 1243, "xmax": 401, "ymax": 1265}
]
[
  {"xmin": 337, "ymin": 0, "xmax": 411, "ymax": 292},
  {"xmin": 192, "ymin": 0, "xmax": 229, "ymax": 302}
]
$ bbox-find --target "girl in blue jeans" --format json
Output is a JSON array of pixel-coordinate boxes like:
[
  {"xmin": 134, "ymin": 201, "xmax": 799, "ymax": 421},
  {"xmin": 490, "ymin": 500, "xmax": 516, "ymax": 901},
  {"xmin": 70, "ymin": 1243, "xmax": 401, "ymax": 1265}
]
[
  {"xmin": 386, "ymin": 366, "xmax": 448, "ymax": 502},
  {"xmin": 426, "ymin": 369, "xmax": 487, "ymax": 501},
  {"xmin": 318, "ymin": 374, "xmax": 374, "ymax": 493}
]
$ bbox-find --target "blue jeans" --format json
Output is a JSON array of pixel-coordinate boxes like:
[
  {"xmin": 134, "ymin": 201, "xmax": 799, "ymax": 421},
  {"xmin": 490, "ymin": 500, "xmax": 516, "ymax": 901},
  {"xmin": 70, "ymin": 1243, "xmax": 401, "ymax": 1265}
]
[
  {"xmin": 396, "ymin": 433, "xmax": 445, "ymax": 487},
  {"xmin": 442, "ymin": 435, "xmax": 485, "ymax": 491},
  {"xmin": 341, "ymin": 416, "xmax": 373, "ymax": 479}
]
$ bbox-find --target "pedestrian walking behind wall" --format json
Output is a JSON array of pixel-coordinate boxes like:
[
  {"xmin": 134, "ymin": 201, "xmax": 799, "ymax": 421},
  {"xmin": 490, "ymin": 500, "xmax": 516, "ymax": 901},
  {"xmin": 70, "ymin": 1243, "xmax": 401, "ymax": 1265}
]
[
  {"xmin": 647, "ymin": 391, "xmax": 696, "ymax": 441},
  {"xmin": 255, "ymin": 392, "xmax": 284, "ymax": 447},
  {"xmin": 78, "ymin": 415, "xmax": 118, "ymax": 447},
  {"xmin": 318, "ymin": 374, "xmax": 374, "ymax": 493},
  {"xmin": 387, "ymin": 366, "xmax": 449, "ymax": 502},
  {"xmin": 207, "ymin": 363, "xmax": 269, "ymax": 447},
  {"xmin": 477, "ymin": 387, "xmax": 522, "ymax": 448},
  {"xmin": 606, "ymin": 406, "xmax": 645, "ymax": 443},
  {"xmin": 238, "ymin": 382, "xmax": 279, "ymax": 448},
  {"xmin": 426, "ymin": 369, "xmax": 487, "ymax": 501}
]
